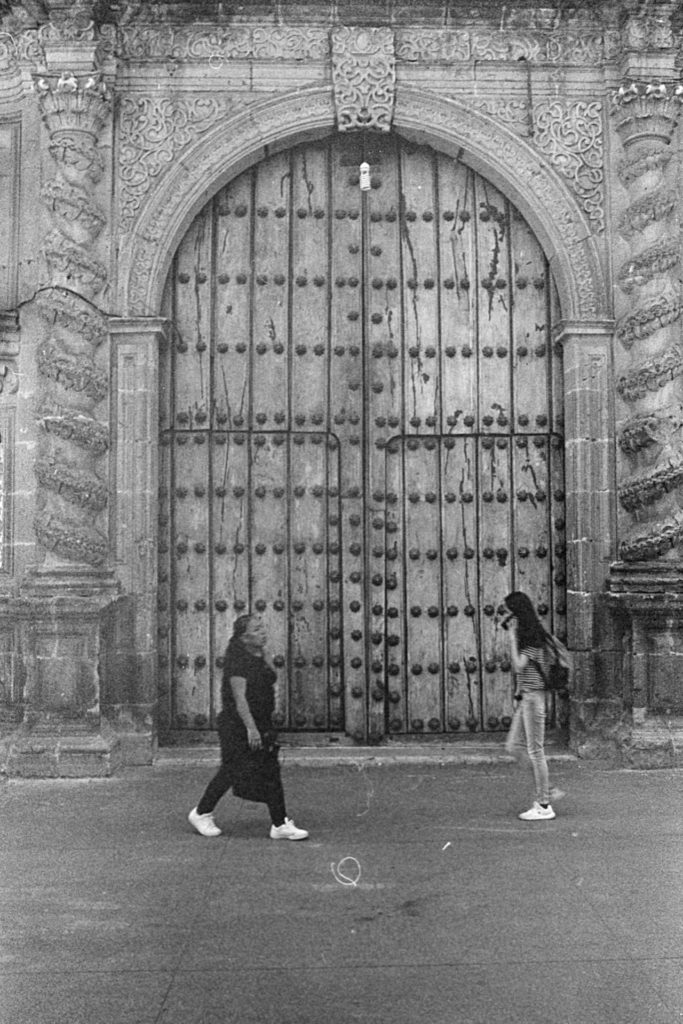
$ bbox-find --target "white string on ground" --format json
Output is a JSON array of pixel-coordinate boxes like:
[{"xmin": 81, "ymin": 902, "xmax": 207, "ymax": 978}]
[{"xmin": 331, "ymin": 857, "xmax": 362, "ymax": 887}]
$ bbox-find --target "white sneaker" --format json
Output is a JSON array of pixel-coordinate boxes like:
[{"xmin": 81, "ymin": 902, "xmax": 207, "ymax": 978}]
[
  {"xmin": 519, "ymin": 801, "xmax": 555, "ymax": 821},
  {"xmin": 550, "ymin": 786, "xmax": 566, "ymax": 802},
  {"xmin": 269, "ymin": 817, "xmax": 309, "ymax": 841},
  {"xmin": 188, "ymin": 807, "xmax": 222, "ymax": 837}
]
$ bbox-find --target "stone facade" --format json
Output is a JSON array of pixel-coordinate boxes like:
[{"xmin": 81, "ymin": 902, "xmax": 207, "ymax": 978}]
[{"xmin": 0, "ymin": 0, "xmax": 682, "ymax": 773}]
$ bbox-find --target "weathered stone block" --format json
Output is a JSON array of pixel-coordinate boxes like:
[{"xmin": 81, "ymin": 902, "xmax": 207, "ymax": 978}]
[
  {"xmin": 57, "ymin": 742, "xmax": 122, "ymax": 778},
  {"xmin": 6, "ymin": 742, "xmax": 58, "ymax": 778},
  {"xmin": 566, "ymin": 590, "xmax": 593, "ymax": 649}
]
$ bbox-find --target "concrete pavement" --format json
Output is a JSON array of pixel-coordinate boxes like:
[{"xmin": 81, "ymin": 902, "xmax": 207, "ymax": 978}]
[{"xmin": 1, "ymin": 754, "xmax": 682, "ymax": 1024}]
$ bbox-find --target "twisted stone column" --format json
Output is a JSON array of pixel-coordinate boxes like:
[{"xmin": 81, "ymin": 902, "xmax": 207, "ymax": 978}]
[
  {"xmin": 612, "ymin": 80, "xmax": 683, "ymax": 562},
  {"xmin": 33, "ymin": 70, "xmax": 111, "ymax": 570}
]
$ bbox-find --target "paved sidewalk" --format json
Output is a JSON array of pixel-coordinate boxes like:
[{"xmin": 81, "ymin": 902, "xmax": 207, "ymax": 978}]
[{"xmin": 1, "ymin": 758, "xmax": 681, "ymax": 1024}]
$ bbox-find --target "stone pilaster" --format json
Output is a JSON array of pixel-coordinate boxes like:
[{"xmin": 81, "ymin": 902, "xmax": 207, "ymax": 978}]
[
  {"xmin": 601, "ymin": 3, "xmax": 683, "ymax": 764},
  {"xmin": 611, "ymin": 79, "xmax": 683, "ymax": 564},
  {"xmin": 0, "ymin": 2, "xmax": 123, "ymax": 776},
  {"xmin": 103, "ymin": 317, "xmax": 166, "ymax": 765}
]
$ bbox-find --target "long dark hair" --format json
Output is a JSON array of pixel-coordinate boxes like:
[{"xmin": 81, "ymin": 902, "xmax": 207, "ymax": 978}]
[
  {"xmin": 226, "ymin": 613, "xmax": 252, "ymax": 656},
  {"xmin": 504, "ymin": 591, "xmax": 547, "ymax": 649}
]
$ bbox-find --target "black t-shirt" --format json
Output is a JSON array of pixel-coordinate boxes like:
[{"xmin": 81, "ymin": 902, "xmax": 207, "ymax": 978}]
[{"xmin": 221, "ymin": 641, "xmax": 277, "ymax": 734}]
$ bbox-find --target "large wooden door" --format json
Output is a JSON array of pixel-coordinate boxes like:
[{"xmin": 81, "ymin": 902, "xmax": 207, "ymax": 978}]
[{"xmin": 158, "ymin": 133, "xmax": 566, "ymax": 743}]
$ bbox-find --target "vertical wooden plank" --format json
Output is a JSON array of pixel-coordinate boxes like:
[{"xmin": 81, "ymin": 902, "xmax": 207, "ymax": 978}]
[
  {"xmin": 478, "ymin": 436, "xmax": 513, "ymax": 729},
  {"xmin": 475, "ymin": 180, "xmax": 513, "ymax": 434},
  {"xmin": 249, "ymin": 432, "xmax": 289, "ymax": 722},
  {"xmin": 437, "ymin": 157, "xmax": 477, "ymax": 433},
  {"xmin": 446, "ymin": 436, "xmax": 479, "ymax": 733},
  {"xmin": 550, "ymin": 277, "xmax": 564, "ymax": 437},
  {"xmin": 172, "ymin": 206, "xmax": 213, "ymax": 428},
  {"xmin": 251, "ymin": 152, "xmax": 292, "ymax": 432},
  {"xmin": 172, "ymin": 434, "xmax": 211, "ymax": 730},
  {"xmin": 159, "ymin": 281, "xmax": 175, "ymax": 733},
  {"xmin": 213, "ymin": 176, "xmax": 253, "ymax": 429},
  {"xmin": 290, "ymin": 143, "xmax": 330, "ymax": 430},
  {"xmin": 286, "ymin": 144, "xmax": 333, "ymax": 731},
  {"xmin": 287, "ymin": 434, "xmax": 329, "ymax": 728},
  {"xmin": 169, "ymin": 207, "xmax": 213, "ymax": 732},
  {"xmin": 329, "ymin": 136, "xmax": 365, "ymax": 741},
  {"xmin": 158, "ymin": 429, "xmax": 172, "ymax": 734},
  {"xmin": 549, "ymin": 432, "xmax": 568, "ymax": 641},
  {"xmin": 326, "ymin": 443, "xmax": 344, "ymax": 731},
  {"xmin": 510, "ymin": 209, "xmax": 551, "ymax": 436},
  {"xmin": 443, "ymin": 436, "xmax": 481, "ymax": 732},
  {"xmin": 384, "ymin": 437, "xmax": 405, "ymax": 732},
  {"xmin": 403, "ymin": 438, "xmax": 443, "ymax": 733},
  {"xmin": 400, "ymin": 143, "xmax": 440, "ymax": 436},
  {"xmin": 512, "ymin": 434, "xmax": 553, "ymax": 629},
  {"xmin": 365, "ymin": 134, "xmax": 401, "ymax": 738},
  {"xmin": 211, "ymin": 432, "xmax": 249, "ymax": 716}
]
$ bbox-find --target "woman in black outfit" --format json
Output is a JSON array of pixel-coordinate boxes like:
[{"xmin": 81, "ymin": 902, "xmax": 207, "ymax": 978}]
[{"xmin": 188, "ymin": 614, "xmax": 309, "ymax": 840}]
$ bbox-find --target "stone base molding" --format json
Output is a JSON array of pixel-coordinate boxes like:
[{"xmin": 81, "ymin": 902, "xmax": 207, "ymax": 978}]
[{"xmin": 0, "ymin": 572, "xmax": 125, "ymax": 778}]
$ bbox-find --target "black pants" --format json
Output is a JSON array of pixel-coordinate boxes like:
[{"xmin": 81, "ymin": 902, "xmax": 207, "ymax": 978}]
[{"xmin": 197, "ymin": 718, "xmax": 286, "ymax": 826}]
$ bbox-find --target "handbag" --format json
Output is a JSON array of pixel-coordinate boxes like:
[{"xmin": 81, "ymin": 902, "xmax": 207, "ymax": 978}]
[
  {"xmin": 531, "ymin": 634, "xmax": 573, "ymax": 692},
  {"xmin": 232, "ymin": 737, "xmax": 281, "ymax": 803}
]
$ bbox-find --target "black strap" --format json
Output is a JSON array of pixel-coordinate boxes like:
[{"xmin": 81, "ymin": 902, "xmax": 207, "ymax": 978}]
[{"xmin": 529, "ymin": 658, "xmax": 548, "ymax": 686}]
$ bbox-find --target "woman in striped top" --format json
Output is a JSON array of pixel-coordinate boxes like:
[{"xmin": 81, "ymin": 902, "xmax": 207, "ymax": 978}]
[{"xmin": 503, "ymin": 591, "xmax": 558, "ymax": 821}]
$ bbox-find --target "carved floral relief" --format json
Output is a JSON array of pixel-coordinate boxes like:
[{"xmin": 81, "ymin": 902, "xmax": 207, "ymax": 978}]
[
  {"xmin": 533, "ymin": 101, "xmax": 605, "ymax": 233},
  {"xmin": 117, "ymin": 96, "xmax": 225, "ymax": 233},
  {"xmin": 331, "ymin": 27, "xmax": 395, "ymax": 133}
]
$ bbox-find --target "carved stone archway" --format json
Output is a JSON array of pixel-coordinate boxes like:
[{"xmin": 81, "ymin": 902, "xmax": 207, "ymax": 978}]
[{"xmin": 117, "ymin": 85, "xmax": 608, "ymax": 323}]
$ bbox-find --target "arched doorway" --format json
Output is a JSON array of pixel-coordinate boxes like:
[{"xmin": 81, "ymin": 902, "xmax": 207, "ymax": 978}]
[{"xmin": 157, "ymin": 133, "xmax": 566, "ymax": 743}]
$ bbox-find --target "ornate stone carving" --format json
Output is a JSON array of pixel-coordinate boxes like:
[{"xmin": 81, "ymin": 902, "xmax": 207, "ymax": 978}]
[
  {"xmin": 331, "ymin": 27, "xmax": 395, "ymax": 133},
  {"xmin": 472, "ymin": 99, "xmax": 530, "ymax": 136},
  {"xmin": 36, "ymin": 339, "xmax": 108, "ymax": 401},
  {"xmin": 35, "ymin": 288, "xmax": 107, "ymax": 348},
  {"xmin": 38, "ymin": 404, "xmax": 109, "ymax": 455},
  {"xmin": 612, "ymin": 78, "xmax": 683, "ymax": 562},
  {"xmin": 33, "ymin": 509, "xmax": 107, "ymax": 566},
  {"xmin": 616, "ymin": 292, "xmax": 682, "ymax": 348},
  {"xmin": 616, "ymin": 346, "xmax": 683, "ymax": 404},
  {"xmin": 118, "ymin": 96, "xmax": 223, "ymax": 232},
  {"xmin": 116, "ymin": 25, "xmax": 329, "ymax": 63},
  {"xmin": 41, "ymin": 179, "xmax": 106, "ymax": 243},
  {"xmin": 42, "ymin": 230, "xmax": 107, "ymax": 294},
  {"xmin": 532, "ymin": 101, "xmax": 605, "ymax": 233},
  {"xmin": 621, "ymin": 8, "xmax": 676, "ymax": 53},
  {"xmin": 620, "ymin": 515, "xmax": 683, "ymax": 563},
  {"xmin": 35, "ymin": 454, "xmax": 107, "ymax": 512},
  {"xmin": 37, "ymin": 1, "xmax": 96, "ymax": 43},
  {"xmin": 612, "ymin": 81, "xmax": 683, "ymax": 147},
  {"xmin": 394, "ymin": 27, "xmax": 614, "ymax": 65},
  {"xmin": 617, "ymin": 147, "xmax": 671, "ymax": 188},
  {"xmin": 616, "ymin": 239, "xmax": 679, "ymax": 292},
  {"xmin": 395, "ymin": 29, "xmax": 470, "ymax": 63},
  {"xmin": 618, "ymin": 411, "xmax": 680, "ymax": 454},
  {"xmin": 251, "ymin": 27, "xmax": 329, "ymax": 61},
  {"xmin": 34, "ymin": 72, "xmax": 110, "ymax": 143},
  {"xmin": 619, "ymin": 461, "xmax": 683, "ymax": 513},
  {"xmin": 33, "ymin": 61, "xmax": 111, "ymax": 570},
  {"xmin": 617, "ymin": 188, "xmax": 677, "ymax": 235},
  {"xmin": 0, "ymin": 309, "xmax": 19, "ymax": 396}
]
